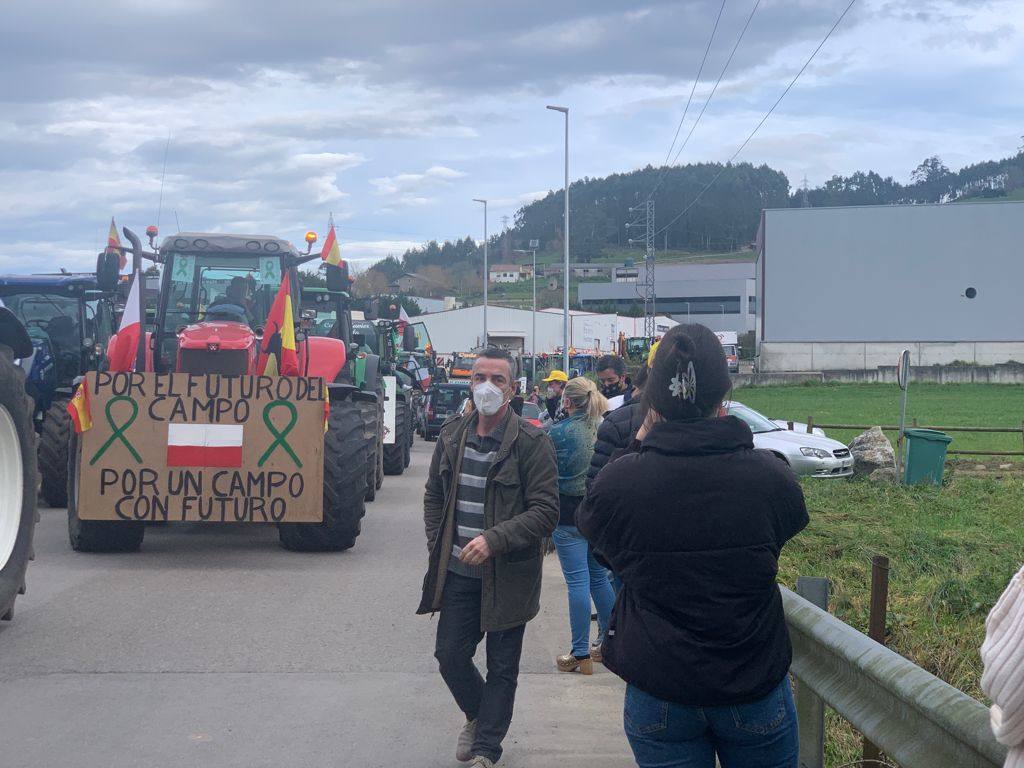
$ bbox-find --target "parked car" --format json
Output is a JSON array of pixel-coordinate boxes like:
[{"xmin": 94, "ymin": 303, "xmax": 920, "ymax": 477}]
[
  {"xmin": 726, "ymin": 401, "xmax": 854, "ymax": 478},
  {"xmin": 520, "ymin": 401, "xmax": 552, "ymax": 431},
  {"xmin": 421, "ymin": 382, "xmax": 471, "ymax": 440}
]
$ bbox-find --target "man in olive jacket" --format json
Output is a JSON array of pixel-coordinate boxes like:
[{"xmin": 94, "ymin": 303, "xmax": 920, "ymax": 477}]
[{"xmin": 418, "ymin": 348, "xmax": 558, "ymax": 767}]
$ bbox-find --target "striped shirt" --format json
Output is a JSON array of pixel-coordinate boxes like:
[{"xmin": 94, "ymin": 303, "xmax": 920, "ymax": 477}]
[{"xmin": 448, "ymin": 420, "xmax": 506, "ymax": 579}]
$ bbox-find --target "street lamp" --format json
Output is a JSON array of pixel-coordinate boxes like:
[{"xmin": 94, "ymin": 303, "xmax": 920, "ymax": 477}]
[
  {"xmin": 719, "ymin": 303, "xmax": 725, "ymax": 329},
  {"xmin": 473, "ymin": 198, "xmax": 488, "ymax": 345},
  {"xmin": 547, "ymin": 104, "xmax": 569, "ymax": 374},
  {"xmin": 514, "ymin": 248, "xmax": 537, "ymax": 384},
  {"xmin": 684, "ymin": 301, "xmax": 691, "ymax": 324}
]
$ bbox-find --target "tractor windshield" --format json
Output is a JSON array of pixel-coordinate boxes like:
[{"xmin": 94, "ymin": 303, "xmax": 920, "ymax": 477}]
[
  {"xmin": 351, "ymin": 321, "xmax": 379, "ymax": 352},
  {"xmin": 161, "ymin": 252, "xmax": 285, "ymax": 332},
  {"xmin": 2, "ymin": 293, "xmax": 81, "ymax": 380}
]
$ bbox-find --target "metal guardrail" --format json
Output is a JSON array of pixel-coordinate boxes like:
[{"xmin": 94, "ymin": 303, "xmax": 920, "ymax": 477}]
[{"xmin": 783, "ymin": 584, "xmax": 1007, "ymax": 768}]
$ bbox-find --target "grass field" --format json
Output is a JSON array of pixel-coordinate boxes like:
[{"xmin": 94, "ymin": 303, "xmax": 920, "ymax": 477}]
[
  {"xmin": 782, "ymin": 475, "xmax": 1022, "ymax": 764},
  {"xmin": 735, "ymin": 382, "xmax": 1024, "ymax": 457}
]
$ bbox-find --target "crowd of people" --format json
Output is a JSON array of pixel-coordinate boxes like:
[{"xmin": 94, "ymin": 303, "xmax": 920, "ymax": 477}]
[{"xmin": 419, "ymin": 330, "xmax": 810, "ymax": 767}]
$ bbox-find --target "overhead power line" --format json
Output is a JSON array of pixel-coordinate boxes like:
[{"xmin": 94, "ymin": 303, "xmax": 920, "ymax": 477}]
[
  {"xmin": 650, "ymin": 0, "xmax": 762, "ymax": 201},
  {"xmin": 654, "ymin": 0, "xmax": 858, "ymax": 238},
  {"xmin": 668, "ymin": 0, "xmax": 761, "ymax": 168},
  {"xmin": 648, "ymin": 0, "xmax": 729, "ymax": 196}
]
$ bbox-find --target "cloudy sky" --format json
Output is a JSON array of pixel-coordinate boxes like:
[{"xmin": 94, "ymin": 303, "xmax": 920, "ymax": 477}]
[{"xmin": 1, "ymin": 0, "xmax": 1021, "ymax": 273}]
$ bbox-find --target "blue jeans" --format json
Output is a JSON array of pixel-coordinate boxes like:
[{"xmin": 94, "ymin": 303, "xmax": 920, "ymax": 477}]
[
  {"xmin": 623, "ymin": 678, "xmax": 798, "ymax": 768},
  {"xmin": 552, "ymin": 524, "xmax": 616, "ymax": 657}
]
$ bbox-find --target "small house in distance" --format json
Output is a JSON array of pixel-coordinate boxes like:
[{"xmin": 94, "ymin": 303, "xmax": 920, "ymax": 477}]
[{"xmin": 488, "ymin": 264, "xmax": 522, "ymax": 283}]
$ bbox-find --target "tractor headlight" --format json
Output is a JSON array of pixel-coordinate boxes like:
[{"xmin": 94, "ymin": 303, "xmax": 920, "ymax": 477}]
[{"xmin": 800, "ymin": 447, "xmax": 831, "ymax": 459}]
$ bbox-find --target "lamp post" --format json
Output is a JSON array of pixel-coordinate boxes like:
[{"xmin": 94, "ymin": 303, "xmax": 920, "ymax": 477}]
[
  {"xmin": 684, "ymin": 301, "xmax": 691, "ymax": 324},
  {"xmin": 473, "ymin": 198, "xmax": 488, "ymax": 345},
  {"xmin": 547, "ymin": 104, "xmax": 569, "ymax": 374},
  {"xmin": 719, "ymin": 303, "xmax": 725, "ymax": 329},
  {"xmin": 514, "ymin": 248, "xmax": 537, "ymax": 384}
]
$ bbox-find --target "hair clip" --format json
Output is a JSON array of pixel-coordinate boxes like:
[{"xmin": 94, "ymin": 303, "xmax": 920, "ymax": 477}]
[{"xmin": 669, "ymin": 361, "xmax": 697, "ymax": 403}]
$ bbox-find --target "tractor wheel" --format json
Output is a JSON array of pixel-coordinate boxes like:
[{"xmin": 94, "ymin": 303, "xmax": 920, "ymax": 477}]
[
  {"xmin": 356, "ymin": 400, "xmax": 377, "ymax": 502},
  {"xmin": 403, "ymin": 408, "xmax": 412, "ymax": 468},
  {"xmin": 38, "ymin": 397, "xmax": 71, "ymax": 508},
  {"xmin": 0, "ymin": 350, "xmax": 38, "ymax": 622},
  {"xmin": 383, "ymin": 398, "xmax": 408, "ymax": 476},
  {"xmin": 278, "ymin": 398, "xmax": 367, "ymax": 552},
  {"xmin": 67, "ymin": 433, "xmax": 145, "ymax": 552}
]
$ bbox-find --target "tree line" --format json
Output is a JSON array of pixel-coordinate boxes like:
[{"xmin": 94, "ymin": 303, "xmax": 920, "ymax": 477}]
[{"xmin": 353, "ymin": 149, "xmax": 1024, "ymax": 297}]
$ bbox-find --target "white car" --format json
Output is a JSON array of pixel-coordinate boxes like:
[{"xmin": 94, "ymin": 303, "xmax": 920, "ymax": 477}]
[{"xmin": 726, "ymin": 401, "xmax": 854, "ymax": 478}]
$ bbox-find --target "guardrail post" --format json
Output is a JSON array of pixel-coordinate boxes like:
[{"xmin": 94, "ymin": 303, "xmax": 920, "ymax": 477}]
[
  {"xmin": 806, "ymin": 416, "xmax": 814, "ymax": 435},
  {"xmin": 795, "ymin": 576, "xmax": 829, "ymax": 768},
  {"xmin": 863, "ymin": 555, "xmax": 890, "ymax": 763}
]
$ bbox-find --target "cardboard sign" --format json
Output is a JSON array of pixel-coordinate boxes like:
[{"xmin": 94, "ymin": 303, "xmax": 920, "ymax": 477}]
[
  {"xmin": 76, "ymin": 372, "xmax": 325, "ymax": 523},
  {"xmin": 382, "ymin": 375, "xmax": 397, "ymax": 445}
]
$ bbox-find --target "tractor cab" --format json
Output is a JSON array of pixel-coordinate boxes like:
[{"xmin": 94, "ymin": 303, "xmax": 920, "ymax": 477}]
[
  {"xmin": 0, "ymin": 274, "xmax": 114, "ymax": 415},
  {"xmin": 152, "ymin": 234, "xmax": 294, "ymax": 375}
]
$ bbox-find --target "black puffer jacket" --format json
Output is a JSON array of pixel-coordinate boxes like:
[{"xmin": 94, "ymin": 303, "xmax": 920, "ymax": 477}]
[
  {"xmin": 577, "ymin": 416, "xmax": 808, "ymax": 706},
  {"xmin": 586, "ymin": 401, "xmax": 644, "ymax": 489}
]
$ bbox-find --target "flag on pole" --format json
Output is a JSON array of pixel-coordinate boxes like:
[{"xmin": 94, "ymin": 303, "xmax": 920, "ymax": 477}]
[
  {"xmin": 107, "ymin": 217, "xmax": 126, "ymax": 270},
  {"xmin": 257, "ymin": 272, "xmax": 299, "ymax": 376},
  {"xmin": 321, "ymin": 221, "xmax": 343, "ymax": 266},
  {"xmin": 66, "ymin": 382, "xmax": 93, "ymax": 433},
  {"xmin": 108, "ymin": 270, "xmax": 142, "ymax": 372}
]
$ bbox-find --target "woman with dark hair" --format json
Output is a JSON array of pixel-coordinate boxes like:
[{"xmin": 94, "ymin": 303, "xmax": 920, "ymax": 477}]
[{"xmin": 577, "ymin": 324, "xmax": 808, "ymax": 768}]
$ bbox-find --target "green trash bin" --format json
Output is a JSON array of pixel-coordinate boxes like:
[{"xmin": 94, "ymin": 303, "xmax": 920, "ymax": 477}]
[{"xmin": 903, "ymin": 428, "xmax": 952, "ymax": 486}]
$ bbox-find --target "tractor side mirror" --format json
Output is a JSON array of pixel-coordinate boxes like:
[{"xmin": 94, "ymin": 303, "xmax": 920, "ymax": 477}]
[
  {"xmin": 325, "ymin": 263, "xmax": 348, "ymax": 292},
  {"xmin": 402, "ymin": 325, "xmax": 417, "ymax": 352},
  {"xmin": 96, "ymin": 251, "xmax": 120, "ymax": 292}
]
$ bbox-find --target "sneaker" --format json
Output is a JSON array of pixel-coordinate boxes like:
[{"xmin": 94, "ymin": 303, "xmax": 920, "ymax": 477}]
[
  {"xmin": 556, "ymin": 653, "xmax": 594, "ymax": 675},
  {"xmin": 590, "ymin": 643, "xmax": 603, "ymax": 664},
  {"xmin": 469, "ymin": 758, "xmax": 495, "ymax": 768},
  {"xmin": 456, "ymin": 719, "xmax": 477, "ymax": 762}
]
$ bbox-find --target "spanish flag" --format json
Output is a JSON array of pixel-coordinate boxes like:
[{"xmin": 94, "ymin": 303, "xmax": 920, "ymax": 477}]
[
  {"xmin": 67, "ymin": 381, "xmax": 93, "ymax": 433},
  {"xmin": 321, "ymin": 221, "xmax": 343, "ymax": 266},
  {"xmin": 106, "ymin": 217, "xmax": 126, "ymax": 271},
  {"xmin": 257, "ymin": 272, "xmax": 299, "ymax": 376}
]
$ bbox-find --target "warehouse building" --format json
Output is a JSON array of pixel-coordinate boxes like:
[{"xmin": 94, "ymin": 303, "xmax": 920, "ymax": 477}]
[
  {"xmin": 577, "ymin": 261, "xmax": 756, "ymax": 335},
  {"xmin": 756, "ymin": 200, "xmax": 1024, "ymax": 371},
  {"xmin": 416, "ymin": 304, "xmax": 676, "ymax": 356}
]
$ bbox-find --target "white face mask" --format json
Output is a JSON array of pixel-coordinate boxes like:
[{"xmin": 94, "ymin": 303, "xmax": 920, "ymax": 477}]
[{"xmin": 473, "ymin": 381, "xmax": 506, "ymax": 416}]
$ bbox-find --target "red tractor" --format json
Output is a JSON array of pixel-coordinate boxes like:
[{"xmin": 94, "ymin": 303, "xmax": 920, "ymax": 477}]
[{"xmin": 67, "ymin": 230, "xmax": 373, "ymax": 553}]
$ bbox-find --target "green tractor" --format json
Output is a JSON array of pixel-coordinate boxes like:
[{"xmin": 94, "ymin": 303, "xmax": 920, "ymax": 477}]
[
  {"xmin": 300, "ymin": 287, "xmax": 387, "ymax": 499},
  {"xmin": 350, "ymin": 316, "xmax": 418, "ymax": 476}
]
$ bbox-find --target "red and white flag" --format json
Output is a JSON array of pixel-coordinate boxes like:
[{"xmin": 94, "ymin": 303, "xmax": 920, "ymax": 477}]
[
  {"xmin": 108, "ymin": 270, "xmax": 142, "ymax": 372},
  {"xmin": 166, "ymin": 424, "xmax": 244, "ymax": 468}
]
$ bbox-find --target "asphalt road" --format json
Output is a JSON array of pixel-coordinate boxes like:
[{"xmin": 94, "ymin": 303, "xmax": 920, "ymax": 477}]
[{"xmin": 0, "ymin": 438, "xmax": 631, "ymax": 768}]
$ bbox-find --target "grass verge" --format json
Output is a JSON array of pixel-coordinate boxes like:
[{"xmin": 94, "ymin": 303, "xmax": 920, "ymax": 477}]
[{"xmin": 781, "ymin": 475, "xmax": 1022, "ymax": 765}]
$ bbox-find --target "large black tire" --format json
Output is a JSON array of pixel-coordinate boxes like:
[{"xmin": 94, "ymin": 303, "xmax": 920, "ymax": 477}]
[
  {"xmin": 383, "ymin": 398, "xmax": 408, "ymax": 476},
  {"xmin": 39, "ymin": 397, "xmax": 71, "ymax": 508},
  {"xmin": 403, "ymin": 407, "xmax": 412, "ymax": 468},
  {"xmin": 67, "ymin": 432, "xmax": 145, "ymax": 552},
  {"xmin": 0, "ymin": 350, "xmax": 38, "ymax": 622},
  {"xmin": 356, "ymin": 399, "xmax": 378, "ymax": 502},
  {"xmin": 278, "ymin": 398, "xmax": 368, "ymax": 552}
]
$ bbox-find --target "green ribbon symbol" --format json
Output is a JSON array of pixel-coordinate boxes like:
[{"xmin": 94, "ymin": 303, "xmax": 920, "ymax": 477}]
[
  {"xmin": 90, "ymin": 396, "xmax": 142, "ymax": 465},
  {"xmin": 174, "ymin": 259, "xmax": 190, "ymax": 280},
  {"xmin": 258, "ymin": 400, "xmax": 302, "ymax": 468}
]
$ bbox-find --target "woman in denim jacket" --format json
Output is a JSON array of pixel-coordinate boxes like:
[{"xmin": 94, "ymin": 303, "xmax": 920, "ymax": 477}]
[{"xmin": 548, "ymin": 376, "xmax": 614, "ymax": 675}]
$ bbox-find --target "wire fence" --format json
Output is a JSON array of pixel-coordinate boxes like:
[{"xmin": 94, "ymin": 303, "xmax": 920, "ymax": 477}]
[{"xmin": 783, "ymin": 418, "xmax": 1024, "ymax": 458}]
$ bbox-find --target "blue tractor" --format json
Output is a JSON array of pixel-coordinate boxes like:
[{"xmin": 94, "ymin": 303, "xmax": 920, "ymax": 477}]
[{"xmin": 0, "ymin": 275, "xmax": 117, "ymax": 508}]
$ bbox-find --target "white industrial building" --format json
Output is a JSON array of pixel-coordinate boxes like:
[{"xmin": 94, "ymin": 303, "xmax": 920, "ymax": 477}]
[
  {"xmin": 756, "ymin": 200, "xmax": 1024, "ymax": 371},
  {"xmin": 417, "ymin": 304, "xmax": 677, "ymax": 356},
  {"xmin": 579, "ymin": 261, "xmax": 756, "ymax": 335}
]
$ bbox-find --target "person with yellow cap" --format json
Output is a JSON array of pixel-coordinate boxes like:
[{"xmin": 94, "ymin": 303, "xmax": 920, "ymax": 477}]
[{"xmin": 542, "ymin": 369, "xmax": 569, "ymax": 421}]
